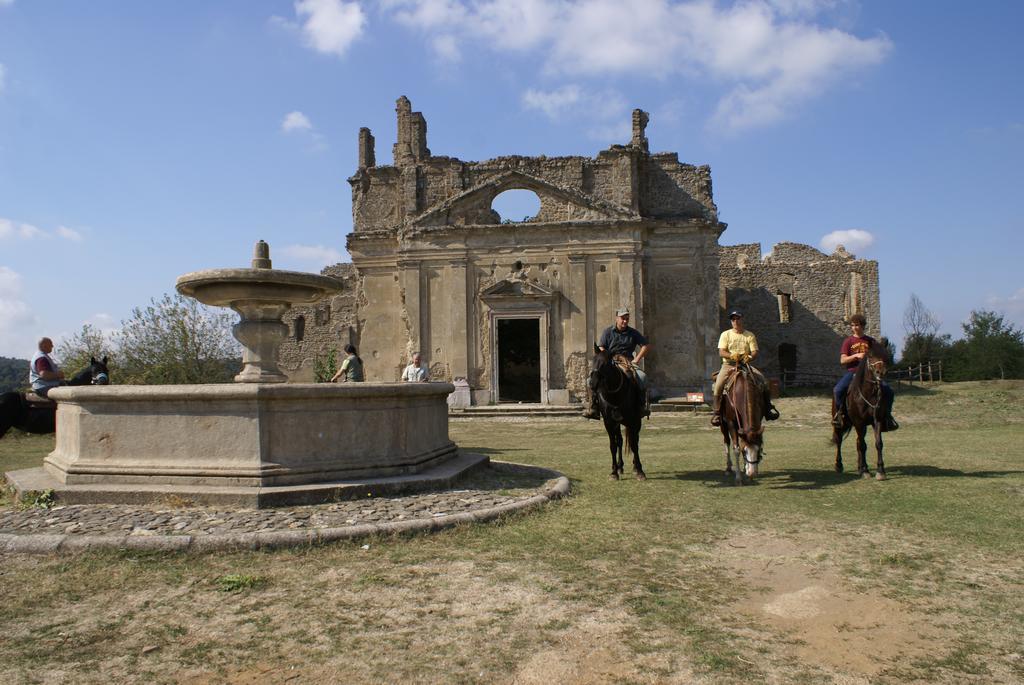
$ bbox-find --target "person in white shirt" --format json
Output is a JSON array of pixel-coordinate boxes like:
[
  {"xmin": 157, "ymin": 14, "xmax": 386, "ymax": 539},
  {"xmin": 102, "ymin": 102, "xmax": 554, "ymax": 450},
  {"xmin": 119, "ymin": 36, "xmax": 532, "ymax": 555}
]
[
  {"xmin": 29, "ymin": 337, "xmax": 65, "ymax": 397},
  {"xmin": 401, "ymin": 352, "xmax": 429, "ymax": 382}
]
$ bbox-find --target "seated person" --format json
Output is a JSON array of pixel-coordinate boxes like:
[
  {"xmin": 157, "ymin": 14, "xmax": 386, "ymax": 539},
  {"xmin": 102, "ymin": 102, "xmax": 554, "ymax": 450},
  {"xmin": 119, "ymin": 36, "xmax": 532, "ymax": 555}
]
[
  {"xmin": 29, "ymin": 337, "xmax": 65, "ymax": 398},
  {"xmin": 711, "ymin": 311, "xmax": 779, "ymax": 426},
  {"xmin": 401, "ymin": 352, "xmax": 429, "ymax": 382},
  {"xmin": 583, "ymin": 307, "xmax": 651, "ymax": 419},
  {"xmin": 833, "ymin": 314, "xmax": 898, "ymax": 431}
]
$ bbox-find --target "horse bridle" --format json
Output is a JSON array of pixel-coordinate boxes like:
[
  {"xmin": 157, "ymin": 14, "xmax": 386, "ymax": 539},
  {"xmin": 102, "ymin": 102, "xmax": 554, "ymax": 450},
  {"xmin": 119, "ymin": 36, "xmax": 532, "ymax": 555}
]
[{"xmin": 856, "ymin": 357, "xmax": 885, "ymax": 411}]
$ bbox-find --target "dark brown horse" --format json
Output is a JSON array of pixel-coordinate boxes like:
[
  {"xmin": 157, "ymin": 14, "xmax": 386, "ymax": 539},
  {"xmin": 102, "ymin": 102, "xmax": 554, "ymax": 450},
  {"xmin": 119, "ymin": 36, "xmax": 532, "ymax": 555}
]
[
  {"xmin": 832, "ymin": 341, "xmax": 892, "ymax": 480},
  {"xmin": 719, "ymin": 364, "xmax": 765, "ymax": 485},
  {"xmin": 0, "ymin": 357, "xmax": 109, "ymax": 439},
  {"xmin": 589, "ymin": 344, "xmax": 646, "ymax": 480}
]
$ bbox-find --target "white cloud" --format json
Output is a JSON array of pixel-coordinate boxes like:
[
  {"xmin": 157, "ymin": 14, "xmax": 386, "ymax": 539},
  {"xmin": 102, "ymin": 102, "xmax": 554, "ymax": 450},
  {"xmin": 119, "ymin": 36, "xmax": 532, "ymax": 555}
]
[
  {"xmin": 522, "ymin": 85, "xmax": 582, "ymax": 118},
  {"xmin": 0, "ymin": 266, "xmax": 40, "ymax": 358},
  {"xmin": 985, "ymin": 287, "xmax": 1024, "ymax": 328},
  {"xmin": 282, "ymin": 110, "xmax": 313, "ymax": 133},
  {"xmin": 820, "ymin": 228, "xmax": 874, "ymax": 254},
  {"xmin": 522, "ymin": 84, "xmax": 630, "ymax": 142},
  {"xmin": 56, "ymin": 225, "xmax": 84, "ymax": 242},
  {"xmin": 431, "ymin": 34, "xmax": 461, "ymax": 62},
  {"xmin": 281, "ymin": 111, "xmax": 327, "ymax": 151},
  {"xmin": 293, "ymin": 0, "xmax": 366, "ymax": 58},
  {"xmin": 279, "ymin": 244, "xmax": 344, "ymax": 268},
  {"xmin": 380, "ymin": 0, "xmax": 891, "ymax": 134},
  {"xmin": 0, "ymin": 218, "xmax": 46, "ymax": 240}
]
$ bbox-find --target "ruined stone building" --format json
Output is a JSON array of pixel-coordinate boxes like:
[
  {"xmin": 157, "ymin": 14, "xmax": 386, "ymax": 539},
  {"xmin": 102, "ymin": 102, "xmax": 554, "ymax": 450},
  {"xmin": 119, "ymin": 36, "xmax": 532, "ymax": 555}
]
[
  {"xmin": 279, "ymin": 97, "xmax": 879, "ymax": 402},
  {"xmin": 719, "ymin": 242, "xmax": 880, "ymax": 384}
]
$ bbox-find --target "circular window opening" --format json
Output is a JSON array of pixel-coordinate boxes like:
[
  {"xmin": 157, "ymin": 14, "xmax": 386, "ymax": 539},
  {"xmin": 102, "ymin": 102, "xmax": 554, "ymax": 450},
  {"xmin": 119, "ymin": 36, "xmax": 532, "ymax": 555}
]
[{"xmin": 492, "ymin": 189, "xmax": 541, "ymax": 224}]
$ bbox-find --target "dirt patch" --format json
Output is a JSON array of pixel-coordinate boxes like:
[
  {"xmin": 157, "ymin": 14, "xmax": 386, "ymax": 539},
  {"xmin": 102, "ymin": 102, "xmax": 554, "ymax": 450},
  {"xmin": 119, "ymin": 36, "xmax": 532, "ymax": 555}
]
[{"xmin": 720, "ymin": 533, "xmax": 953, "ymax": 680}]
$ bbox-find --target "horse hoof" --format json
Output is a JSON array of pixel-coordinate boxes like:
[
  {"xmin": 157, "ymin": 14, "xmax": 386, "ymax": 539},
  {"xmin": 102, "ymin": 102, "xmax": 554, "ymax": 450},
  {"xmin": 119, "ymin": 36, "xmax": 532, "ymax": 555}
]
[
  {"xmin": 876, "ymin": 472, "xmax": 887, "ymax": 481},
  {"xmin": 635, "ymin": 472, "xmax": 647, "ymax": 481},
  {"xmin": 860, "ymin": 471, "xmax": 871, "ymax": 479},
  {"xmin": 834, "ymin": 464, "xmax": 843, "ymax": 474},
  {"xmin": 609, "ymin": 473, "xmax": 620, "ymax": 481}
]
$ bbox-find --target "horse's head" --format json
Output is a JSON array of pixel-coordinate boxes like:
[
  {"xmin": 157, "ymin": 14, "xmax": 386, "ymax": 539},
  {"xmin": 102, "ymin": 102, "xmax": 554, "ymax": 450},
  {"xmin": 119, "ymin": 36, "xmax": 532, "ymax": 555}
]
[
  {"xmin": 89, "ymin": 356, "xmax": 110, "ymax": 385},
  {"xmin": 738, "ymin": 426, "xmax": 764, "ymax": 478},
  {"xmin": 864, "ymin": 341, "xmax": 889, "ymax": 384},
  {"xmin": 723, "ymin": 370, "xmax": 765, "ymax": 478},
  {"xmin": 589, "ymin": 343, "xmax": 614, "ymax": 394}
]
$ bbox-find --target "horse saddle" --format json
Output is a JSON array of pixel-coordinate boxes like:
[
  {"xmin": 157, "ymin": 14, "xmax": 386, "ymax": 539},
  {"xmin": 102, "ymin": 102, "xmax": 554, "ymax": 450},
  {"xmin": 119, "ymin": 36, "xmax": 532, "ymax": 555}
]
[
  {"xmin": 24, "ymin": 392, "xmax": 56, "ymax": 410},
  {"xmin": 612, "ymin": 354, "xmax": 637, "ymax": 380}
]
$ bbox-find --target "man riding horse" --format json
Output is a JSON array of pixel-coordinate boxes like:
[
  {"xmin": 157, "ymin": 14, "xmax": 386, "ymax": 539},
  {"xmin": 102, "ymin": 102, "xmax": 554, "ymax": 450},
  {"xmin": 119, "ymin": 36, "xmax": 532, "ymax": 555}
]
[
  {"xmin": 711, "ymin": 310, "xmax": 779, "ymax": 427},
  {"xmin": 30, "ymin": 337, "xmax": 66, "ymax": 398},
  {"xmin": 832, "ymin": 313, "xmax": 899, "ymax": 431},
  {"xmin": 582, "ymin": 307, "xmax": 651, "ymax": 419}
]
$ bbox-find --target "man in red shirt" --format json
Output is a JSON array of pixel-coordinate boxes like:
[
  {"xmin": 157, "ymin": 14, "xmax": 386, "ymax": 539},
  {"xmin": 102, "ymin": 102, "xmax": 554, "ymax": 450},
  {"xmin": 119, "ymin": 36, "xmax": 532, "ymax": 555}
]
[{"xmin": 832, "ymin": 314, "xmax": 897, "ymax": 430}]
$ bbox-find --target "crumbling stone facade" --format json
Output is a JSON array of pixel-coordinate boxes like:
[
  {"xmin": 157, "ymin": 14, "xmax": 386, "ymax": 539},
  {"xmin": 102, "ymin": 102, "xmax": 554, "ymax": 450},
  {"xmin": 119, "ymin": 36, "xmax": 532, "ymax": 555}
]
[
  {"xmin": 279, "ymin": 97, "xmax": 881, "ymax": 401},
  {"xmin": 719, "ymin": 242, "xmax": 880, "ymax": 382}
]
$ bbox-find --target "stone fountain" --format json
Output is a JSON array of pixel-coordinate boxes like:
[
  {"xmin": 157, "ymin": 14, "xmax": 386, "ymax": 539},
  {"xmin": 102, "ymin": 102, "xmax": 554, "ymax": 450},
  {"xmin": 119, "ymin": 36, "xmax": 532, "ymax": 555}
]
[{"xmin": 7, "ymin": 242, "xmax": 485, "ymax": 507}]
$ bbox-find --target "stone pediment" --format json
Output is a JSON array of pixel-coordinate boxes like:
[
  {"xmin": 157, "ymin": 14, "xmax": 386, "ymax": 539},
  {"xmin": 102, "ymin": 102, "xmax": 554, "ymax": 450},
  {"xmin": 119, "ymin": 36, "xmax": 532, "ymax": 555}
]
[
  {"xmin": 411, "ymin": 170, "xmax": 637, "ymax": 228},
  {"xmin": 480, "ymin": 278, "xmax": 556, "ymax": 304}
]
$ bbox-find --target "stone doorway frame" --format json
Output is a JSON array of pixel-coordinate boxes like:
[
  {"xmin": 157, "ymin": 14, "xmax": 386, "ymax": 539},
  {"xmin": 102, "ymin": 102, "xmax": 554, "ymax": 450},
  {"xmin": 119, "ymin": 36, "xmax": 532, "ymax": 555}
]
[
  {"xmin": 490, "ymin": 311, "xmax": 548, "ymax": 404},
  {"xmin": 481, "ymin": 279, "xmax": 556, "ymax": 406}
]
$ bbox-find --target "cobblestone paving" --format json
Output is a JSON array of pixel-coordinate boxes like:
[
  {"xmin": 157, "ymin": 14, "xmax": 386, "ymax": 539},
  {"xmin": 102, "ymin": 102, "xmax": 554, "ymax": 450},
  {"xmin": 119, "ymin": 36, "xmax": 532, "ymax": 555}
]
[{"xmin": 0, "ymin": 467, "xmax": 554, "ymax": 538}]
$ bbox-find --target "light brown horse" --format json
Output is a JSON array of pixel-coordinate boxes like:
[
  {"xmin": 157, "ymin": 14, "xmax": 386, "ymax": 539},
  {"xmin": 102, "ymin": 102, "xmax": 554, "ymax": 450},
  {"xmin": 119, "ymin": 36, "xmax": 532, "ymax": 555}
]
[{"xmin": 720, "ymin": 364, "xmax": 765, "ymax": 485}]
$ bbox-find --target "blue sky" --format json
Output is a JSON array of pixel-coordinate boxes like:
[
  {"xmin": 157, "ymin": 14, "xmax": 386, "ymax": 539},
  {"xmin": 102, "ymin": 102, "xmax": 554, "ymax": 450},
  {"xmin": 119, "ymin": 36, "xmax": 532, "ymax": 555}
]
[{"xmin": 1, "ymin": 0, "xmax": 1021, "ymax": 360}]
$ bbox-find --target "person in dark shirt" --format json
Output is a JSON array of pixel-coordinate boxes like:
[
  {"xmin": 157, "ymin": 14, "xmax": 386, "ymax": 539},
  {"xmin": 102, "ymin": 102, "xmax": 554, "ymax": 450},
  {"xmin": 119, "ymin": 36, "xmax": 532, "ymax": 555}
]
[
  {"xmin": 832, "ymin": 314, "xmax": 898, "ymax": 431},
  {"xmin": 582, "ymin": 307, "xmax": 651, "ymax": 419}
]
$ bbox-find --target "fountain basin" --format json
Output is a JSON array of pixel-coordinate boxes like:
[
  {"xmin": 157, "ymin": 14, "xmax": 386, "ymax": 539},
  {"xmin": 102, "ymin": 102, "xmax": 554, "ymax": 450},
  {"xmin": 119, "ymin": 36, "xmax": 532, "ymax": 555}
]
[
  {"xmin": 175, "ymin": 268, "xmax": 342, "ymax": 308},
  {"xmin": 1, "ymin": 382, "xmax": 487, "ymax": 507}
]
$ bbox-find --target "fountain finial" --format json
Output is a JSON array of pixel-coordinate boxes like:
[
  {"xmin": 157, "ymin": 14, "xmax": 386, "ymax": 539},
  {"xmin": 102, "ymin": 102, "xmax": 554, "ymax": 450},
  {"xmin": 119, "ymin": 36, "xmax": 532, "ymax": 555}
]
[{"xmin": 252, "ymin": 240, "xmax": 272, "ymax": 269}]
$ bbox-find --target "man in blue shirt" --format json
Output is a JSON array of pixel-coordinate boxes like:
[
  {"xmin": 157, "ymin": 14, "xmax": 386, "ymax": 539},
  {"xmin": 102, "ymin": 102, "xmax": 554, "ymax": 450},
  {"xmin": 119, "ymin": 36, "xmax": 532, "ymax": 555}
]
[{"xmin": 582, "ymin": 307, "xmax": 651, "ymax": 419}]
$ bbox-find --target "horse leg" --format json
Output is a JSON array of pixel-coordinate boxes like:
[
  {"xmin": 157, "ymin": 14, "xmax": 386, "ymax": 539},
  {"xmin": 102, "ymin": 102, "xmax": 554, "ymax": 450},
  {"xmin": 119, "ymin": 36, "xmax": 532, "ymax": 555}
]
[
  {"xmin": 873, "ymin": 423, "xmax": 886, "ymax": 481},
  {"xmin": 723, "ymin": 426, "xmax": 735, "ymax": 478},
  {"xmin": 834, "ymin": 428, "xmax": 844, "ymax": 473},
  {"xmin": 855, "ymin": 425, "xmax": 870, "ymax": 478},
  {"xmin": 606, "ymin": 420, "xmax": 622, "ymax": 480},
  {"xmin": 627, "ymin": 422, "xmax": 645, "ymax": 480}
]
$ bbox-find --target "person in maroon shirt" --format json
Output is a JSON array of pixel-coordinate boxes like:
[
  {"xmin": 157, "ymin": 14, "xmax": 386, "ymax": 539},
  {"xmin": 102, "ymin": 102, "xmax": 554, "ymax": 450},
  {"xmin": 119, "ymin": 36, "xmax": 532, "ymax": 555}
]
[{"xmin": 832, "ymin": 314, "xmax": 897, "ymax": 430}]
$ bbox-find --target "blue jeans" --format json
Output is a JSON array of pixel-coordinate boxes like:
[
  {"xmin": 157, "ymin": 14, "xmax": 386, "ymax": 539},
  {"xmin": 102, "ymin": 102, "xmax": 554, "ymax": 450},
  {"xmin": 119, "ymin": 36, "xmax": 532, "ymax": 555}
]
[{"xmin": 834, "ymin": 372, "xmax": 893, "ymax": 411}]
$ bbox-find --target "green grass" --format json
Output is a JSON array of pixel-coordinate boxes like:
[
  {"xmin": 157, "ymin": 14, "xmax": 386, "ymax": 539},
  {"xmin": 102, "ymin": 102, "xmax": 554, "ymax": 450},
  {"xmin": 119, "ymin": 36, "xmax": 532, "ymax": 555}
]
[{"xmin": 0, "ymin": 380, "xmax": 1021, "ymax": 684}]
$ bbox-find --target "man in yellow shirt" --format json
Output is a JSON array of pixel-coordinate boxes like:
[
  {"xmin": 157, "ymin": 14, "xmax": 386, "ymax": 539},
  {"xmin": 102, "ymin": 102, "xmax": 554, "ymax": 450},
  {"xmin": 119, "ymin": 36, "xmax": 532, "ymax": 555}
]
[{"xmin": 710, "ymin": 310, "xmax": 779, "ymax": 426}]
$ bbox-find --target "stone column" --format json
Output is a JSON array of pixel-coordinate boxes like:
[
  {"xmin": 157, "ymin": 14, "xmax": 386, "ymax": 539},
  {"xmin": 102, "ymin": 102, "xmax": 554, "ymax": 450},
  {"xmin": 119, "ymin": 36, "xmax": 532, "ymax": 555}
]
[
  {"xmin": 397, "ymin": 260, "xmax": 422, "ymax": 362},
  {"xmin": 447, "ymin": 258, "xmax": 470, "ymax": 381}
]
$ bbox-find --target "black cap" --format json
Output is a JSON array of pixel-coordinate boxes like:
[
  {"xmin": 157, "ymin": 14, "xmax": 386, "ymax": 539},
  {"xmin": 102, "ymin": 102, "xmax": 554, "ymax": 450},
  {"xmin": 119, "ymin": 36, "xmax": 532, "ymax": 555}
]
[{"xmin": 728, "ymin": 310, "xmax": 743, "ymax": 319}]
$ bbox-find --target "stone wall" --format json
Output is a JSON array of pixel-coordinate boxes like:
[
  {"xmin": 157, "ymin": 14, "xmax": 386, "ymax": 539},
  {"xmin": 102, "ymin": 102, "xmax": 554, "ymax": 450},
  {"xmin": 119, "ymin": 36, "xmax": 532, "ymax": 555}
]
[
  {"xmin": 279, "ymin": 97, "xmax": 883, "ymax": 399},
  {"xmin": 718, "ymin": 242, "xmax": 881, "ymax": 381}
]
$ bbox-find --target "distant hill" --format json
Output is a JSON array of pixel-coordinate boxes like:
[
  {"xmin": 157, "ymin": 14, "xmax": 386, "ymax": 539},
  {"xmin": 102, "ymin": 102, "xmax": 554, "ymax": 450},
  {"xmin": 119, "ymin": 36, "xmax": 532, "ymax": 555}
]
[{"xmin": 0, "ymin": 356, "xmax": 29, "ymax": 393}]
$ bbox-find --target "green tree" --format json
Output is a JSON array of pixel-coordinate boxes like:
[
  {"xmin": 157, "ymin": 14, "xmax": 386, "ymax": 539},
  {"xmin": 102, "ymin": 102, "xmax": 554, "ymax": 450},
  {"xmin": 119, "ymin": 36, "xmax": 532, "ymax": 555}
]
[
  {"xmin": 0, "ymin": 356, "xmax": 30, "ymax": 393},
  {"xmin": 56, "ymin": 324, "xmax": 116, "ymax": 378},
  {"xmin": 313, "ymin": 348, "xmax": 338, "ymax": 383},
  {"xmin": 945, "ymin": 310, "xmax": 1024, "ymax": 381},
  {"xmin": 115, "ymin": 294, "xmax": 241, "ymax": 384}
]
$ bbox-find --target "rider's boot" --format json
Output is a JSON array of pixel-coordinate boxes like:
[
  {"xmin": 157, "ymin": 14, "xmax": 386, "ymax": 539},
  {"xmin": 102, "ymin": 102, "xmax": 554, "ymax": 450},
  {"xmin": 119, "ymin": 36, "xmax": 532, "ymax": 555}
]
[
  {"xmin": 830, "ymin": 398, "xmax": 844, "ymax": 429},
  {"xmin": 881, "ymin": 414, "xmax": 900, "ymax": 432},
  {"xmin": 710, "ymin": 394, "xmax": 722, "ymax": 426},
  {"xmin": 763, "ymin": 389, "xmax": 780, "ymax": 420},
  {"xmin": 581, "ymin": 394, "xmax": 601, "ymax": 420}
]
